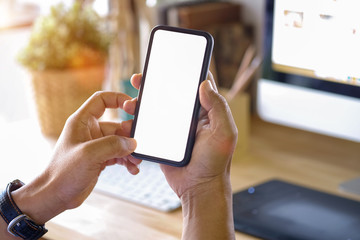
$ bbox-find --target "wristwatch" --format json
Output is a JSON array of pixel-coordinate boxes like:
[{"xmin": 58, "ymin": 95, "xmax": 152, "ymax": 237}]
[{"xmin": 0, "ymin": 180, "xmax": 48, "ymax": 240}]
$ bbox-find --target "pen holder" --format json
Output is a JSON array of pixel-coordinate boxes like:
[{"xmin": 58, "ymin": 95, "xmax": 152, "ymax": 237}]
[{"xmin": 219, "ymin": 89, "xmax": 250, "ymax": 161}]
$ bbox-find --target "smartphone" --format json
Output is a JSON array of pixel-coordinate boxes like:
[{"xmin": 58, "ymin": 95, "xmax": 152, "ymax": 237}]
[{"xmin": 130, "ymin": 25, "xmax": 214, "ymax": 167}]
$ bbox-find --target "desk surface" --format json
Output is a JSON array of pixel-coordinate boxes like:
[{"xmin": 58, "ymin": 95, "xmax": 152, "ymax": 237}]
[
  {"xmin": 0, "ymin": 117, "xmax": 359, "ymax": 239},
  {"xmin": 40, "ymin": 116, "xmax": 359, "ymax": 240}
]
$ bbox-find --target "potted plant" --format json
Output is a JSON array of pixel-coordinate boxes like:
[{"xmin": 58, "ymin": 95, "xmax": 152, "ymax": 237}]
[{"xmin": 18, "ymin": 2, "xmax": 110, "ymax": 137}]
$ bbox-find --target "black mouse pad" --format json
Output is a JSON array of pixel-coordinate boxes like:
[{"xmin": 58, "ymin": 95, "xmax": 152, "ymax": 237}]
[{"xmin": 233, "ymin": 179, "xmax": 360, "ymax": 240}]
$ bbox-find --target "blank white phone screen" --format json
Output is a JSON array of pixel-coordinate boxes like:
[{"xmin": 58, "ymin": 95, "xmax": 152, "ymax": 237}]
[{"xmin": 133, "ymin": 29, "xmax": 208, "ymax": 162}]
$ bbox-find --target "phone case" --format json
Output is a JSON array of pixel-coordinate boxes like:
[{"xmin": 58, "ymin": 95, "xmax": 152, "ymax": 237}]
[{"xmin": 130, "ymin": 25, "xmax": 214, "ymax": 167}]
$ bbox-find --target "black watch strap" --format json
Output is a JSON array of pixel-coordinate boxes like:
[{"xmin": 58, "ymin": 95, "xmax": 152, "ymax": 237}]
[{"xmin": 0, "ymin": 180, "xmax": 48, "ymax": 240}]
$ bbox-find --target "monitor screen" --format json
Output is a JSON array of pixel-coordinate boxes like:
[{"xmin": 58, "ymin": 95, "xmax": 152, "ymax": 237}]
[
  {"xmin": 259, "ymin": 0, "xmax": 360, "ymax": 142},
  {"xmin": 263, "ymin": 0, "xmax": 360, "ymax": 97},
  {"xmin": 272, "ymin": 0, "xmax": 360, "ymax": 88}
]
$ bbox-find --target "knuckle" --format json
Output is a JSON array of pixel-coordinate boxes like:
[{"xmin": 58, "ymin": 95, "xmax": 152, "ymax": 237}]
[
  {"xmin": 214, "ymin": 93, "xmax": 230, "ymax": 112},
  {"xmin": 107, "ymin": 136, "xmax": 121, "ymax": 152},
  {"xmin": 223, "ymin": 127, "xmax": 238, "ymax": 148},
  {"xmin": 65, "ymin": 112, "xmax": 77, "ymax": 126},
  {"xmin": 230, "ymin": 127, "xmax": 238, "ymax": 147},
  {"xmin": 213, "ymin": 94, "xmax": 238, "ymax": 151},
  {"xmin": 92, "ymin": 91, "xmax": 104, "ymax": 98},
  {"xmin": 78, "ymin": 143, "xmax": 93, "ymax": 159},
  {"xmin": 225, "ymin": 118, "xmax": 238, "ymax": 148},
  {"xmin": 88, "ymin": 91, "xmax": 105, "ymax": 104},
  {"xmin": 108, "ymin": 136, "xmax": 129, "ymax": 156},
  {"xmin": 215, "ymin": 92, "xmax": 227, "ymax": 104}
]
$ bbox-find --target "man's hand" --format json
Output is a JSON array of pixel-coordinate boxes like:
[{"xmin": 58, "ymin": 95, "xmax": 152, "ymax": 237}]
[
  {"xmin": 11, "ymin": 91, "xmax": 141, "ymax": 225},
  {"xmin": 127, "ymin": 73, "xmax": 237, "ymax": 239},
  {"xmin": 127, "ymin": 73, "xmax": 237, "ymax": 196}
]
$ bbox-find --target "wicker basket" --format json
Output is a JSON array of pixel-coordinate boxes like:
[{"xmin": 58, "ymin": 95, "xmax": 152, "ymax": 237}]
[{"xmin": 30, "ymin": 65, "xmax": 105, "ymax": 138}]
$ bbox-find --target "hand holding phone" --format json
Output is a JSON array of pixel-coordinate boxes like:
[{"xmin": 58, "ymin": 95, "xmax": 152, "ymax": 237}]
[{"xmin": 130, "ymin": 26, "xmax": 214, "ymax": 166}]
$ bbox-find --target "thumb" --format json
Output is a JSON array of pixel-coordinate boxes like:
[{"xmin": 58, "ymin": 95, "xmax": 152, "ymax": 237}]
[
  {"xmin": 199, "ymin": 80, "xmax": 238, "ymax": 139},
  {"xmin": 83, "ymin": 135, "xmax": 137, "ymax": 163},
  {"xmin": 199, "ymin": 80, "xmax": 227, "ymax": 117}
]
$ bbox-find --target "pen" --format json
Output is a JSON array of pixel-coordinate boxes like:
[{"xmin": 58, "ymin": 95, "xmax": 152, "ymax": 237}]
[{"xmin": 226, "ymin": 54, "xmax": 262, "ymax": 101}]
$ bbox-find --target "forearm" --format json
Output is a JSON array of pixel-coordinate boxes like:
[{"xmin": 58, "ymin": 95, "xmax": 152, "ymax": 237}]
[{"xmin": 181, "ymin": 176, "xmax": 235, "ymax": 240}]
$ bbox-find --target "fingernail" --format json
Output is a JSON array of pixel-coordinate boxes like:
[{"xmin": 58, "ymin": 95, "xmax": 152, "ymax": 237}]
[
  {"xmin": 124, "ymin": 98, "xmax": 136, "ymax": 104},
  {"xmin": 205, "ymin": 80, "xmax": 214, "ymax": 91},
  {"xmin": 132, "ymin": 73, "xmax": 141, "ymax": 78}
]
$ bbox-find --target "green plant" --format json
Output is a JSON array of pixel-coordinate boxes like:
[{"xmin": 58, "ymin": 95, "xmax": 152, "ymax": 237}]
[{"xmin": 18, "ymin": 2, "xmax": 110, "ymax": 70}]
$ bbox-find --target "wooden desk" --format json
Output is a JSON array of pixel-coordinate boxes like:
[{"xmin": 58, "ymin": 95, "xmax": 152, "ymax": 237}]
[{"xmin": 42, "ymin": 117, "xmax": 360, "ymax": 240}]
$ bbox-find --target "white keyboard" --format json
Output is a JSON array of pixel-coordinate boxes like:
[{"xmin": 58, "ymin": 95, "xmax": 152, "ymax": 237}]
[{"xmin": 95, "ymin": 161, "xmax": 181, "ymax": 212}]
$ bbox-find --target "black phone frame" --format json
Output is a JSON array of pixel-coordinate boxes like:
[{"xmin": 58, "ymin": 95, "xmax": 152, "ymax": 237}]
[{"xmin": 130, "ymin": 25, "xmax": 214, "ymax": 167}]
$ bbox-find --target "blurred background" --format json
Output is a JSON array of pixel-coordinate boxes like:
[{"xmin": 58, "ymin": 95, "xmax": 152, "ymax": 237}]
[
  {"xmin": 0, "ymin": 0, "xmax": 261, "ymax": 137},
  {"xmin": 1, "ymin": 2, "xmax": 359, "ymax": 239}
]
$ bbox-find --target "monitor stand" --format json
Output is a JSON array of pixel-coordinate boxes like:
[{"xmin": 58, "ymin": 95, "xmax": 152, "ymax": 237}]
[{"xmin": 340, "ymin": 178, "xmax": 360, "ymax": 196}]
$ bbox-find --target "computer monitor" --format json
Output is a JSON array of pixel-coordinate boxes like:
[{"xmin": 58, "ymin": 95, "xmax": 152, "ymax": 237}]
[{"xmin": 258, "ymin": 0, "xmax": 360, "ymax": 143}]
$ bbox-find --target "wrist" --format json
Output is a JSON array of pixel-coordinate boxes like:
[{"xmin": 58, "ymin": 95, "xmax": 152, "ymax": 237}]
[
  {"xmin": 0, "ymin": 180, "xmax": 49, "ymax": 239},
  {"xmin": 180, "ymin": 176, "xmax": 235, "ymax": 240},
  {"xmin": 181, "ymin": 175, "xmax": 232, "ymax": 211},
  {"xmin": 11, "ymin": 174, "xmax": 66, "ymax": 225}
]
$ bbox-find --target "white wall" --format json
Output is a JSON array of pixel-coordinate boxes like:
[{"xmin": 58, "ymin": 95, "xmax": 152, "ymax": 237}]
[{"xmin": 0, "ymin": 28, "xmax": 32, "ymax": 124}]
